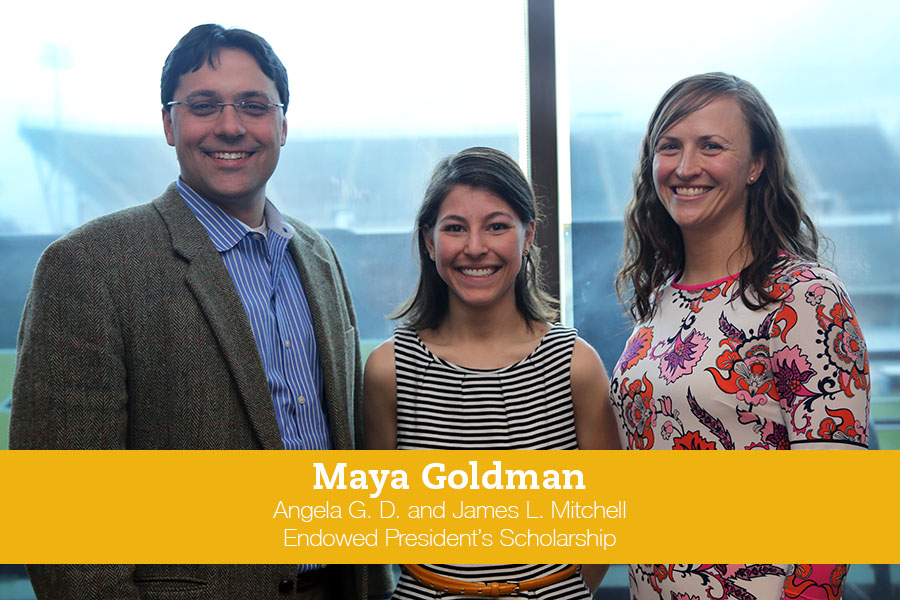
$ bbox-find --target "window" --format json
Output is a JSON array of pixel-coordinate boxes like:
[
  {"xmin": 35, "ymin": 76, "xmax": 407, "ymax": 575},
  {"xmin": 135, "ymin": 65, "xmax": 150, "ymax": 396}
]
[
  {"xmin": 0, "ymin": 1, "xmax": 527, "ymax": 448},
  {"xmin": 559, "ymin": 1, "xmax": 900, "ymax": 594},
  {"xmin": 2, "ymin": 2, "xmax": 896, "ymax": 596},
  {"xmin": 559, "ymin": 0, "xmax": 900, "ymax": 449}
]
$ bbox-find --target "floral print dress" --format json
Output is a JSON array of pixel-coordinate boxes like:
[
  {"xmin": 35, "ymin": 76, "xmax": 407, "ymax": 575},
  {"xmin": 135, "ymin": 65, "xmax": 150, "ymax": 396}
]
[{"xmin": 610, "ymin": 257, "xmax": 869, "ymax": 599}]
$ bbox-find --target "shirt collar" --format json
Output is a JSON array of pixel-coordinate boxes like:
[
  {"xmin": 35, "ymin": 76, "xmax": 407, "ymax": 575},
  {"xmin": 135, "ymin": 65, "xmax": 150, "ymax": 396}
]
[
  {"xmin": 262, "ymin": 198, "xmax": 295, "ymax": 240},
  {"xmin": 176, "ymin": 178, "xmax": 294, "ymax": 252}
]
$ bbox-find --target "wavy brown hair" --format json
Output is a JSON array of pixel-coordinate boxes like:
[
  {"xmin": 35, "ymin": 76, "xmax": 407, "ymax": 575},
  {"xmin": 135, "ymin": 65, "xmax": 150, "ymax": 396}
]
[
  {"xmin": 616, "ymin": 72, "xmax": 820, "ymax": 322},
  {"xmin": 393, "ymin": 147, "xmax": 558, "ymax": 331}
]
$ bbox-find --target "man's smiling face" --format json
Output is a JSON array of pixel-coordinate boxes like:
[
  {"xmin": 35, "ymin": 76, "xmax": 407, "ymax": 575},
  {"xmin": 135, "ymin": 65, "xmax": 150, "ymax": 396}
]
[{"xmin": 163, "ymin": 47, "xmax": 286, "ymax": 223}]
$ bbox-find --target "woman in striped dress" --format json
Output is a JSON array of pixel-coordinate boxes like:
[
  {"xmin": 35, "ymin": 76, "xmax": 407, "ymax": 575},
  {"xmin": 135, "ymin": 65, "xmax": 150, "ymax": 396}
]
[{"xmin": 364, "ymin": 147, "xmax": 620, "ymax": 599}]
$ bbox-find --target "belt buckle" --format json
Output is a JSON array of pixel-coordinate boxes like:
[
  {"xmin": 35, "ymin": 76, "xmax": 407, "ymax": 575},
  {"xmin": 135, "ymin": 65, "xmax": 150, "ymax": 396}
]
[
  {"xmin": 476, "ymin": 581, "xmax": 520, "ymax": 597},
  {"xmin": 432, "ymin": 582, "xmax": 520, "ymax": 598}
]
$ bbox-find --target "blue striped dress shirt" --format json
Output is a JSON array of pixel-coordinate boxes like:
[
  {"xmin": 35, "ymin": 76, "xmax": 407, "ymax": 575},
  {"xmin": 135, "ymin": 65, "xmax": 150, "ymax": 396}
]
[{"xmin": 178, "ymin": 179, "xmax": 333, "ymax": 451}]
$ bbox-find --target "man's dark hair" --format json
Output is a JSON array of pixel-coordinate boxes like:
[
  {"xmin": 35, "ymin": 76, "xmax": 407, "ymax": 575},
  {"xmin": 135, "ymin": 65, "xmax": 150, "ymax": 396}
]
[{"xmin": 161, "ymin": 24, "xmax": 289, "ymax": 113}]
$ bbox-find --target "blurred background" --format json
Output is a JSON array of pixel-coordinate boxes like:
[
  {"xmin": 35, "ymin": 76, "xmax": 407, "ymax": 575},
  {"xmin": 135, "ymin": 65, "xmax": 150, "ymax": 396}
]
[{"xmin": 1, "ymin": 0, "xmax": 898, "ymax": 597}]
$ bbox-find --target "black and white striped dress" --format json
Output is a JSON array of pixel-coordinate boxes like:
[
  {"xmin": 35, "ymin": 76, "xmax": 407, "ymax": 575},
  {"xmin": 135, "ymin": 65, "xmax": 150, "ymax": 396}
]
[
  {"xmin": 391, "ymin": 324, "xmax": 590, "ymax": 599},
  {"xmin": 394, "ymin": 324, "xmax": 580, "ymax": 450}
]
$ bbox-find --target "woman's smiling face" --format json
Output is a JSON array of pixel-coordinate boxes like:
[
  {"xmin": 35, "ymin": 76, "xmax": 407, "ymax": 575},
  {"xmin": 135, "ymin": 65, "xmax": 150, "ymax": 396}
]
[
  {"xmin": 652, "ymin": 96, "xmax": 765, "ymax": 239},
  {"xmin": 424, "ymin": 184, "xmax": 534, "ymax": 312}
]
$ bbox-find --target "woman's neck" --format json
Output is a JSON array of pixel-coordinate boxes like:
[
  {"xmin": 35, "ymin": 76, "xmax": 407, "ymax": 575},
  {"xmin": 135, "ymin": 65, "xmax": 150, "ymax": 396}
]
[
  {"xmin": 679, "ymin": 228, "xmax": 751, "ymax": 287},
  {"xmin": 419, "ymin": 295, "xmax": 549, "ymax": 369},
  {"xmin": 438, "ymin": 295, "xmax": 532, "ymax": 341}
]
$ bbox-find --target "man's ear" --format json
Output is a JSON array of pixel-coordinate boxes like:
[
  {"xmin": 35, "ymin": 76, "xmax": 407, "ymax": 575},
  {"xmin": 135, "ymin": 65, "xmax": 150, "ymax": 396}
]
[{"xmin": 163, "ymin": 108, "xmax": 175, "ymax": 147}]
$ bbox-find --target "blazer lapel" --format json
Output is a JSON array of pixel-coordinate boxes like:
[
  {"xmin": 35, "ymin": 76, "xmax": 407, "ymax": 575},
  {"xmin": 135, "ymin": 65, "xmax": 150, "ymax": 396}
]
[
  {"xmin": 287, "ymin": 228, "xmax": 353, "ymax": 449},
  {"xmin": 152, "ymin": 185, "xmax": 284, "ymax": 449}
]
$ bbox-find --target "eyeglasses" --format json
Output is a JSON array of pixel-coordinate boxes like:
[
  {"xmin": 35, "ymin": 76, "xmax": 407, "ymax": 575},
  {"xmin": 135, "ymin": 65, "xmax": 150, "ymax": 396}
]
[{"xmin": 166, "ymin": 99, "xmax": 285, "ymax": 119}]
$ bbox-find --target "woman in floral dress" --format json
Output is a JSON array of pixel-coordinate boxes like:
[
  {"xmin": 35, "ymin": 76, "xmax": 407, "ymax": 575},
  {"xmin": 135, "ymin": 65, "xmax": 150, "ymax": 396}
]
[{"xmin": 612, "ymin": 72, "xmax": 869, "ymax": 599}]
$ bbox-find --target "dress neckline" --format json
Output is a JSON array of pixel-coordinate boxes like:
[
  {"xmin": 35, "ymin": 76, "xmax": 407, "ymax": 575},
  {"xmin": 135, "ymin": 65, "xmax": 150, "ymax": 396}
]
[
  {"xmin": 411, "ymin": 323, "xmax": 562, "ymax": 373},
  {"xmin": 670, "ymin": 270, "xmax": 740, "ymax": 291},
  {"xmin": 669, "ymin": 251, "xmax": 795, "ymax": 291}
]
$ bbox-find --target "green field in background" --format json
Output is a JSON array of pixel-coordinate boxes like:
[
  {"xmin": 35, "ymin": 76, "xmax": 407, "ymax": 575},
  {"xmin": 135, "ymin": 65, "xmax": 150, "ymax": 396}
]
[
  {"xmin": 871, "ymin": 400, "xmax": 900, "ymax": 419},
  {"xmin": 361, "ymin": 339, "xmax": 379, "ymax": 363},
  {"xmin": 0, "ymin": 412, "xmax": 8, "ymax": 450},
  {"xmin": 1, "ymin": 350, "xmax": 14, "ymax": 450}
]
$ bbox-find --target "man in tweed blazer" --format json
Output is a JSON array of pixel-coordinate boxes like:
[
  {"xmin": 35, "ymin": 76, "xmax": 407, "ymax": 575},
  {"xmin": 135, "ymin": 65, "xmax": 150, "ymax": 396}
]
[{"xmin": 10, "ymin": 24, "xmax": 391, "ymax": 600}]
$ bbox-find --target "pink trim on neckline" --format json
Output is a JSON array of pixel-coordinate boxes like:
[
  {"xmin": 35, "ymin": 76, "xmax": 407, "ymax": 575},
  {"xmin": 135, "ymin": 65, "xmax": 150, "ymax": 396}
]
[
  {"xmin": 670, "ymin": 269, "xmax": 739, "ymax": 291},
  {"xmin": 670, "ymin": 252, "xmax": 791, "ymax": 291}
]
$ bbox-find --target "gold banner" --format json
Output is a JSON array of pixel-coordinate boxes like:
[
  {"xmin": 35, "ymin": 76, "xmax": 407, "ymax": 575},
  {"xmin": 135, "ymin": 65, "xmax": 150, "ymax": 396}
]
[{"xmin": 0, "ymin": 450, "xmax": 893, "ymax": 563}]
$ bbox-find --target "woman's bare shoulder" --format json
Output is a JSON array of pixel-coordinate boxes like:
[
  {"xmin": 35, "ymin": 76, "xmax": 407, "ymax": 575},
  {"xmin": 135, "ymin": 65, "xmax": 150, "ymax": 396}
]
[{"xmin": 364, "ymin": 339, "xmax": 396, "ymax": 381}]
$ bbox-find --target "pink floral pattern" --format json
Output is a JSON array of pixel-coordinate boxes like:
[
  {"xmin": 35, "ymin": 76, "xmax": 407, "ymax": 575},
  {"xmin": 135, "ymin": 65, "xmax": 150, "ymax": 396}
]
[
  {"xmin": 612, "ymin": 258, "xmax": 869, "ymax": 599},
  {"xmin": 618, "ymin": 326, "xmax": 654, "ymax": 374},
  {"xmin": 611, "ymin": 258, "xmax": 869, "ymax": 451},
  {"xmin": 629, "ymin": 564, "xmax": 847, "ymax": 600},
  {"xmin": 654, "ymin": 329, "xmax": 710, "ymax": 384}
]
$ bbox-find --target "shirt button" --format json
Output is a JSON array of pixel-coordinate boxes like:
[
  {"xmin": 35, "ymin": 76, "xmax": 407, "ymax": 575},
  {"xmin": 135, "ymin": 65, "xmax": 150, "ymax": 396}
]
[
  {"xmin": 284, "ymin": 339, "xmax": 291, "ymax": 349},
  {"xmin": 297, "ymin": 396, "xmax": 305, "ymax": 405},
  {"xmin": 278, "ymin": 578, "xmax": 294, "ymax": 594}
]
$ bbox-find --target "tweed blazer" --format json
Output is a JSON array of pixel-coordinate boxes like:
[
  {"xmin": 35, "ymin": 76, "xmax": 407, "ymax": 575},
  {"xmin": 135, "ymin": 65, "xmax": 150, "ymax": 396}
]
[{"xmin": 10, "ymin": 184, "xmax": 389, "ymax": 598}]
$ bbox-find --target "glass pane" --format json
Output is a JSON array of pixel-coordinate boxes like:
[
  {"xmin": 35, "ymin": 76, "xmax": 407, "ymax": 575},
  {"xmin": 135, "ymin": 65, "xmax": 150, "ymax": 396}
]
[
  {"xmin": 561, "ymin": 1, "xmax": 900, "ymax": 596},
  {"xmin": 560, "ymin": 0, "xmax": 900, "ymax": 445},
  {"xmin": 1, "ymin": 2, "xmax": 526, "ymax": 592},
  {"xmin": 0, "ymin": 2, "xmax": 527, "ymax": 452}
]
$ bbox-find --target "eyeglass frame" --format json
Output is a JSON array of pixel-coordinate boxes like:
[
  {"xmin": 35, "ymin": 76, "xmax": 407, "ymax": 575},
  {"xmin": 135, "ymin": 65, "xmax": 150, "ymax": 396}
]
[{"xmin": 166, "ymin": 99, "xmax": 285, "ymax": 118}]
